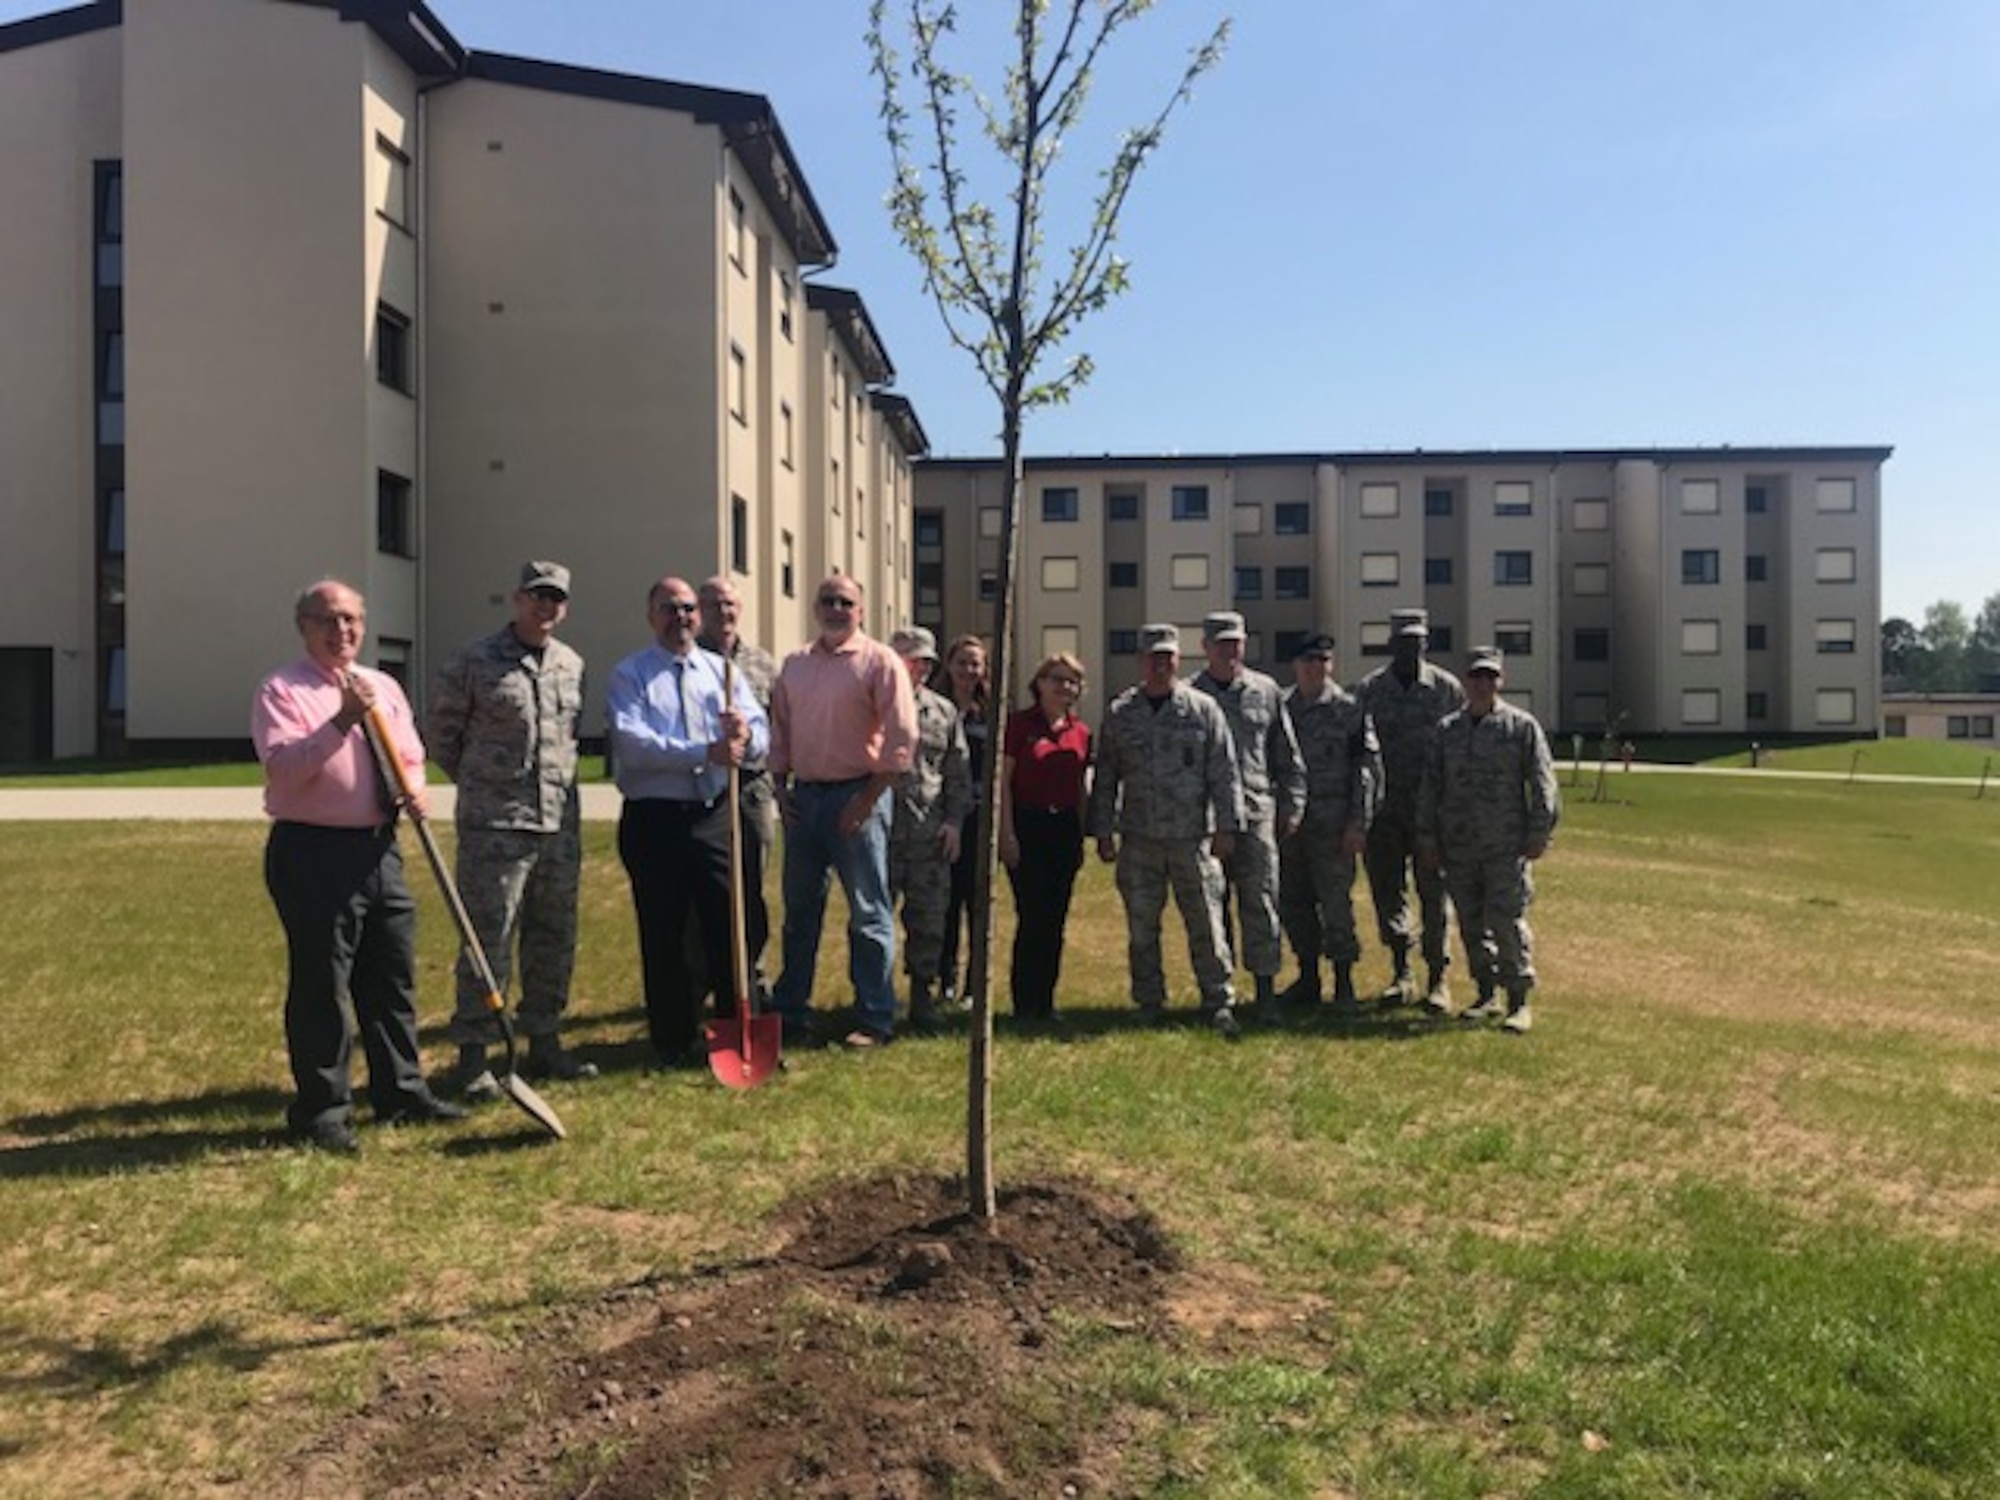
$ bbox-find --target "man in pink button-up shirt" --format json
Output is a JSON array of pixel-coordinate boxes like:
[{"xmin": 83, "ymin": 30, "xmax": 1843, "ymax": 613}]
[
  {"xmin": 251, "ymin": 579, "xmax": 464, "ymax": 1153},
  {"xmin": 768, "ymin": 575, "xmax": 918, "ymax": 1048}
]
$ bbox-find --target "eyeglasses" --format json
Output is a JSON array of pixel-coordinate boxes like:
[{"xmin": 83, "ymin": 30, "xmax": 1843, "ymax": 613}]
[
  {"xmin": 302, "ymin": 611, "xmax": 364, "ymax": 628},
  {"xmin": 817, "ymin": 595, "xmax": 859, "ymax": 610},
  {"xmin": 657, "ymin": 600, "xmax": 699, "ymax": 616}
]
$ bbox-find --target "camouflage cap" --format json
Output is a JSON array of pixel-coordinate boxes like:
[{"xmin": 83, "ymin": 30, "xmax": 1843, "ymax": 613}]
[
  {"xmin": 1202, "ymin": 610, "xmax": 1247, "ymax": 642},
  {"xmin": 519, "ymin": 560, "xmax": 571, "ymax": 598},
  {"xmin": 1390, "ymin": 607, "xmax": 1429, "ymax": 639},
  {"xmin": 1467, "ymin": 645, "xmax": 1505, "ymax": 676},
  {"xmin": 890, "ymin": 625, "xmax": 939, "ymax": 661},
  {"xmin": 1138, "ymin": 622, "xmax": 1181, "ymax": 654}
]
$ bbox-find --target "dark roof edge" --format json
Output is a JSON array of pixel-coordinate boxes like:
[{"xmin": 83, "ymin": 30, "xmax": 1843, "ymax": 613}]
[
  {"xmin": 466, "ymin": 51, "xmax": 837, "ymax": 265},
  {"xmin": 0, "ymin": 0, "xmax": 121, "ymax": 57},
  {"xmin": 871, "ymin": 391, "xmax": 929, "ymax": 457},
  {"xmin": 807, "ymin": 284, "xmax": 894, "ymax": 386},
  {"xmin": 917, "ymin": 445, "xmax": 1896, "ymax": 472},
  {"xmin": 280, "ymin": 0, "xmax": 463, "ymax": 77}
]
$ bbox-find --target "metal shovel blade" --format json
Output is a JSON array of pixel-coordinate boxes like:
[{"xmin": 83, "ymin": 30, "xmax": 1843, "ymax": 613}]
[
  {"xmin": 499, "ymin": 1071, "xmax": 568, "ymax": 1139},
  {"xmin": 706, "ymin": 1014, "xmax": 784, "ymax": 1090}
]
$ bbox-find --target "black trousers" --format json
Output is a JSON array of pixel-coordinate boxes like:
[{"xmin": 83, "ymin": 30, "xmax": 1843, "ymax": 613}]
[
  {"xmin": 620, "ymin": 797, "xmax": 734, "ymax": 1060},
  {"xmin": 1005, "ymin": 807, "xmax": 1084, "ymax": 1018},
  {"xmin": 941, "ymin": 810, "xmax": 979, "ymax": 990},
  {"xmin": 263, "ymin": 821, "xmax": 429, "ymax": 1132}
]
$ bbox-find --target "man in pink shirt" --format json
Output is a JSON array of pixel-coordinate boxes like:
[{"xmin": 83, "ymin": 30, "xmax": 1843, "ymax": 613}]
[
  {"xmin": 251, "ymin": 579, "xmax": 466, "ymax": 1153},
  {"xmin": 769, "ymin": 575, "xmax": 919, "ymax": 1047}
]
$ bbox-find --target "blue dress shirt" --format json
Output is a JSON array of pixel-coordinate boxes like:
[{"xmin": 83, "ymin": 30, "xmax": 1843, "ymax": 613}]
[{"xmin": 607, "ymin": 643, "xmax": 771, "ymax": 803}]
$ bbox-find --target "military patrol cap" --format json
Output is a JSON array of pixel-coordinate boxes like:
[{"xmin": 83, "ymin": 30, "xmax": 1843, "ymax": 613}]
[
  {"xmin": 519, "ymin": 560, "xmax": 571, "ymax": 598},
  {"xmin": 1202, "ymin": 610, "xmax": 1247, "ymax": 643},
  {"xmin": 890, "ymin": 625, "xmax": 940, "ymax": 661},
  {"xmin": 1390, "ymin": 607, "xmax": 1430, "ymax": 639},
  {"xmin": 1138, "ymin": 622, "xmax": 1181, "ymax": 654},
  {"xmin": 1294, "ymin": 632, "xmax": 1337, "ymax": 659},
  {"xmin": 1467, "ymin": 645, "xmax": 1505, "ymax": 676}
]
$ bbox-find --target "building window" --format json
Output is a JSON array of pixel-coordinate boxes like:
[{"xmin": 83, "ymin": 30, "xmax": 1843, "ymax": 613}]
[
  {"xmin": 728, "ymin": 187, "xmax": 748, "ymax": 271},
  {"xmin": 1041, "ymin": 486, "xmax": 1080, "ymax": 523},
  {"xmin": 778, "ymin": 268, "xmax": 795, "ymax": 341},
  {"xmin": 1042, "ymin": 556, "xmax": 1081, "ymax": 591},
  {"xmin": 1494, "ymin": 551, "xmax": 1533, "ymax": 587},
  {"xmin": 1746, "ymin": 485, "xmax": 1769, "ymax": 514},
  {"xmin": 979, "ymin": 570, "xmax": 997, "ymax": 601},
  {"xmin": 1681, "ymin": 619, "xmax": 1721, "ymax": 655},
  {"xmin": 1573, "ymin": 628, "xmax": 1609, "ymax": 662},
  {"xmin": 376, "ymin": 470, "xmax": 414, "ymax": 557},
  {"xmin": 1361, "ymin": 483, "xmax": 1400, "ymax": 518},
  {"xmin": 1275, "ymin": 566, "xmax": 1311, "ymax": 600},
  {"xmin": 729, "ymin": 342, "xmax": 748, "ymax": 424},
  {"xmin": 1423, "ymin": 556, "xmax": 1452, "ymax": 585},
  {"xmin": 1947, "ymin": 716, "xmax": 1971, "ymax": 739},
  {"xmin": 1430, "ymin": 625, "xmax": 1454, "ymax": 655},
  {"xmin": 375, "ymin": 304, "xmax": 412, "ymax": 392},
  {"xmin": 1745, "ymin": 554, "xmax": 1767, "ymax": 583},
  {"xmin": 915, "ymin": 512, "xmax": 944, "ymax": 549},
  {"xmin": 1746, "ymin": 623, "xmax": 1768, "ymax": 651},
  {"xmin": 1108, "ymin": 488, "xmax": 1141, "ymax": 521},
  {"xmin": 782, "ymin": 530, "xmax": 796, "ymax": 598},
  {"xmin": 102, "ymin": 489, "xmax": 126, "ymax": 555},
  {"xmin": 830, "ymin": 458, "xmax": 840, "ymax": 513},
  {"xmin": 1109, "ymin": 561, "xmax": 1139, "ymax": 589},
  {"xmin": 1233, "ymin": 565, "xmax": 1262, "ymax": 600},
  {"xmin": 1815, "ymin": 477, "xmax": 1857, "ymax": 513},
  {"xmin": 1494, "ymin": 481, "xmax": 1533, "ymax": 517},
  {"xmin": 1232, "ymin": 502, "xmax": 1262, "ymax": 535},
  {"xmin": 1815, "ymin": 618, "xmax": 1857, "ymax": 654},
  {"xmin": 96, "ymin": 163, "xmax": 123, "ymax": 286},
  {"xmin": 1681, "ymin": 549, "xmax": 1720, "ymax": 586},
  {"xmin": 373, "ymin": 135, "xmax": 410, "ymax": 229},
  {"xmin": 1422, "ymin": 486, "xmax": 1453, "ymax": 518},
  {"xmin": 979, "ymin": 507, "xmax": 1002, "ymax": 539},
  {"xmin": 104, "ymin": 646, "xmax": 128, "ymax": 715},
  {"xmin": 1170, "ymin": 554, "xmax": 1209, "ymax": 590},
  {"xmin": 1816, "ymin": 688, "xmax": 1857, "ymax": 725},
  {"xmin": 1572, "ymin": 562, "xmax": 1608, "ymax": 596},
  {"xmin": 1360, "ymin": 553, "xmax": 1400, "ymax": 588},
  {"xmin": 1573, "ymin": 497, "xmax": 1609, "ymax": 531},
  {"xmin": 1360, "ymin": 621, "xmax": 1392, "ymax": 658},
  {"xmin": 1682, "ymin": 689, "xmax": 1721, "ymax": 726},
  {"xmin": 1495, "ymin": 622, "xmax": 1533, "ymax": 656},
  {"xmin": 1274, "ymin": 502, "xmax": 1310, "ymax": 535},
  {"xmin": 101, "ymin": 331, "xmax": 124, "ymax": 397},
  {"xmin": 1171, "ymin": 485, "xmax": 1210, "ymax": 521},
  {"xmin": 1109, "ymin": 629, "xmax": 1139, "ymax": 656},
  {"xmin": 375, "ymin": 636, "xmax": 411, "ymax": 689},
  {"xmin": 1042, "ymin": 625, "xmax": 1080, "ymax": 659},
  {"xmin": 1815, "ymin": 548, "xmax": 1857, "ymax": 584},
  {"xmin": 780, "ymin": 401, "xmax": 795, "ymax": 468},
  {"xmin": 1975, "ymin": 716, "xmax": 1997, "ymax": 738},
  {"xmin": 1743, "ymin": 691, "xmax": 1767, "ymax": 720},
  {"xmin": 731, "ymin": 494, "xmax": 750, "ymax": 574},
  {"xmin": 1884, "ymin": 715, "xmax": 1907, "ymax": 738},
  {"xmin": 1680, "ymin": 479, "xmax": 1720, "ymax": 514}
]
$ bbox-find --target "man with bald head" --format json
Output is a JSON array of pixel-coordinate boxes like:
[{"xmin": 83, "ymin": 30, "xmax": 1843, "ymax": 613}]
[
  {"xmin": 607, "ymin": 575, "xmax": 768, "ymax": 1068},
  {"xmin": 252, "ymin": 579, "xmax": 466, "ymax": 1153}
]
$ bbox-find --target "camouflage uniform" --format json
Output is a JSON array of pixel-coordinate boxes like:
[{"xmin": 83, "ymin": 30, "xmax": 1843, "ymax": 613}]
[
  {"xmin": 1192, "ymin": 666, "xmax": 1305, "ymax": 978},
  {"xmin": 1417, "ymin": 699, "xmax": 1559, "ymax": 996},
  {"xmin": 1279, "ymin": 682, "xmax": 1381, "ymax": 968},
  {"xmin": 683, "ymin": 634, "xmax": 778, "ymax": 1007},
  {"xmin": 1355, "ymin": 659, "xmax": 1466, "ymax": 977},
  {"xmin": 426, "ymin": 626, "xmax": 586, "ymax": 1045},
  {"xmin": 888, "ymin": 685, "xmax": 973, "ymax": 982},
  {"xmin": 1088, "ymin": 682, "xmax": 1244, "ymax": 1011}
]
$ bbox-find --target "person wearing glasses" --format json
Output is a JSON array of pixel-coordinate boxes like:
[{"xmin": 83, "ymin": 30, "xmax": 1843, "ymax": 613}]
[
  {"xmin": 606, "ymin": 576, "xmax": 767, "ymax": 1069},
  {"xmin": 768, "ymin": 576, "xmax": 919, "ymax": 1048},
  {"xmin": 426, "ymin": 561, "xmax": 593, "ymax": 1099},
  {"xmin": 252, "ymin": 579, "xmax": 467, "ymax": 1153},
  {"xmin": 998, "ymin": 652, "xmax": 1092, "ymax": 1024}
]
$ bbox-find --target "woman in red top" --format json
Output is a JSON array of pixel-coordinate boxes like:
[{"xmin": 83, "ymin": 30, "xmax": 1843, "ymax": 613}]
[{"xmin": 999, "ymin": 652, "xmax": 1091, "ymax": 1021}]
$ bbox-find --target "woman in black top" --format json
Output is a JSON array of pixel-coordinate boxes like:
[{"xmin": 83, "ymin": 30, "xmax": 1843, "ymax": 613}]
[{"xmin": 938, "ymin": 633, "xmax": 989, "ymax": 1004}]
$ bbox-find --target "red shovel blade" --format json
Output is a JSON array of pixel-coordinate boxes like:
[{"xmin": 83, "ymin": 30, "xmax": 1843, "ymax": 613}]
[{"xmin": 706, "ymin": 1013, "xmax": 783, "ymax": 1089}]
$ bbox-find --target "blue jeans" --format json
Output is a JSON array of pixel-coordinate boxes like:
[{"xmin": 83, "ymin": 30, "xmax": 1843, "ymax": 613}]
[{"xmin": 772, "ymin": 778, "xmax": 897, "ymax": 1034}]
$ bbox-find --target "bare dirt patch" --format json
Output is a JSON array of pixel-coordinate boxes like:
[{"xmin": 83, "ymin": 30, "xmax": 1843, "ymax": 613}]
[{"xmin": 290, "ymin": 1173, "xmax": 1184, "ymax": 1498}]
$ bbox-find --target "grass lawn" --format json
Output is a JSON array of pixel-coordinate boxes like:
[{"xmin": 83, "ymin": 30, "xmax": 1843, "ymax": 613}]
[{"xmin": 1, "ymin": 775, "xmax": 1997, "ymax": 1496}]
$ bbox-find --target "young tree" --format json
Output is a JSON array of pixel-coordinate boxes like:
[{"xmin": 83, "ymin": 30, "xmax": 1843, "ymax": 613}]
[{"xmin": 867, "ymin": 0, "xmax": 1228, "ymax": 1218}]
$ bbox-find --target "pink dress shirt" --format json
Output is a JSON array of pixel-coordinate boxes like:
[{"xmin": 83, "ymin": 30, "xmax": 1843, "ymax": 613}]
[
  {"xmin": 769, "ymin": 631, "xmax": 918, "ymax": 782},
  {"xmin": 252, "ymin": 658, "xmax": 426, "ymax": 826}
]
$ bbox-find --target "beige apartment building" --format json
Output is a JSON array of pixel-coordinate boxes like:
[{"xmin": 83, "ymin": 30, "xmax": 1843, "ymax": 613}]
[
  {"xmin": 914, "ymin": 448, "xmax": 1888, "ymax": 736},
  {"xmin": 0, "ymin": 0, "xmax": 923, "ymax": 760}
]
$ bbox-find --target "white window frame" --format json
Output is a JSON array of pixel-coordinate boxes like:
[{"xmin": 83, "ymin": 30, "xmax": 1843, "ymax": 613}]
[
  {"xmin": 1170, "ymin": 554, "xmax": 1210, "ymax": 590},
  {"xmin": 1815, "ymin": 477, "xmax": 1857, "ymax": 513},
  {"xmin": 1232, "ymin": 502, "xmax": 1263, "ymax": 535},
  {"xmin": 1041, "ymin": 556, "xmax": 1081, "ymax": 591},
  {"xmin": 1359, "ymin": 552, "xmax": 1400, "ymax": 587},
  {"xmin": 1815, "ymin": 548, "xmax": 1857, "ymax": 584},
  {"xmin": 978, "ymin": 507, "xmax": 1002, "ymax": 539},
  {"xmin": 1680, "ymin": 478, "xmax": 1720, "ymax": 515},
  {"xmin": 1681, "ymin": 619, "xmax": 1721, "ymax": 655},
  {"xmin": 1573, "ymin": 498, "xmax": 1609, "ymax": 532},
  {"xmin": 1359, "ymin": 482, "xmax": 1400, "ymax": 518},
  {"xmin": 1681, "ymin": 689, "xmax": 1721, "ymax": 726},
  {"xmin": 1816, "ymin": 688, "xmax": 1857, "ymax": 725},
  {"xmin": 1814, "ymin": 618, "xmax": 1857, "ymax": 654}
]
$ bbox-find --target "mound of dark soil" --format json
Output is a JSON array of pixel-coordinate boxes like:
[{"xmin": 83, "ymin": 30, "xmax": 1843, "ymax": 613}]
[{"xmin": 296, "ymin": 1173, "xmax": 1182, "ymax": 1498}]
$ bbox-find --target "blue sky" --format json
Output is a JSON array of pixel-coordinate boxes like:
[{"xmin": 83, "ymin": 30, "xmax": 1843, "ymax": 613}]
[{"xmin": 16, "ymin": 0, "xmax": 1992, "ymax": 620}]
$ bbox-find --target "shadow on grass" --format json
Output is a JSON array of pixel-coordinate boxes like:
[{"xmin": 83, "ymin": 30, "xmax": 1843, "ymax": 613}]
[{"xmin": 1, "ymin": 1085, "xmax": 297, "ymax": 1177}]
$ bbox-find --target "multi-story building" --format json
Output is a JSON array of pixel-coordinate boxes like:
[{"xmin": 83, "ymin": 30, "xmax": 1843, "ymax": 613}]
[
  {"xmin": 914, "ymin": 447, "xmax": 1888, "ymax": 736},
  {"xmin": 0, "ymin": 0, "xmax": 924, "ymax": 760}
]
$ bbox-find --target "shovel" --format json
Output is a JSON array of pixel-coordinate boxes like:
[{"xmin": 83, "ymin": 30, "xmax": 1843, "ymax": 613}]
[
  {"xmin": 707, "ymin": 658, "xmax": 783, "ymax": 1088},
  {"xmin": 361, "ymin": 700, "xmax": 568, "ymax": 1140}
]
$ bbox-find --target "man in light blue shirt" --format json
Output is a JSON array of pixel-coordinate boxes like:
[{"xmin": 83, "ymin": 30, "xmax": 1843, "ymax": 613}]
[{"xmin": 607, "ymin": 575, "xmax": 768, "ymax": 1067}]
